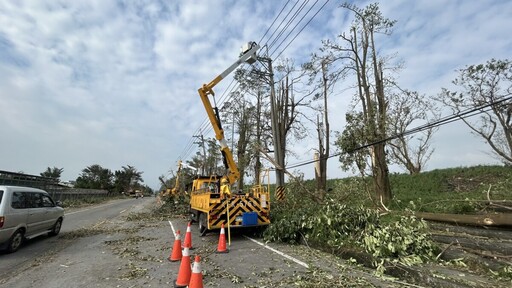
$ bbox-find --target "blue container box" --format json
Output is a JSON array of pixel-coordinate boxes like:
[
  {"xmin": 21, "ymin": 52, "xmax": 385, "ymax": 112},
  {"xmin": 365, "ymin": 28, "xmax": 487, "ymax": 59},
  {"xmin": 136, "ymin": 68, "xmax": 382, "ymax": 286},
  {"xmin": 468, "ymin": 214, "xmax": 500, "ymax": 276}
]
[{"xmin": 242, "ymin": 212, "xmax": 258, "ymax": 226}]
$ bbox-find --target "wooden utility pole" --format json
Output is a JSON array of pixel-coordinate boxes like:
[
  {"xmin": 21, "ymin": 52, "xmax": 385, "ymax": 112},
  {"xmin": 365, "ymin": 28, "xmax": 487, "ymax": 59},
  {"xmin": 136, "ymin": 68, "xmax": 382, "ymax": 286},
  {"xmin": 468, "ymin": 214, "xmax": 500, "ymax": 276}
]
[{"xmin": 255, "ymin": 48, "xmax": 285, "ymax": 190}]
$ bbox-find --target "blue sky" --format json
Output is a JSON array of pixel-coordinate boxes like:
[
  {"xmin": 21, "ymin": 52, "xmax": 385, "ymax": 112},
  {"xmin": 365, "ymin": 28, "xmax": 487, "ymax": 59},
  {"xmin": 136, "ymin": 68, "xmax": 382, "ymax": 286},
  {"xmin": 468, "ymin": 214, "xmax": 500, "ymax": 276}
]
[{"xmin": 1, "ymin": 0, "xmax": 511, "ymax": 189}]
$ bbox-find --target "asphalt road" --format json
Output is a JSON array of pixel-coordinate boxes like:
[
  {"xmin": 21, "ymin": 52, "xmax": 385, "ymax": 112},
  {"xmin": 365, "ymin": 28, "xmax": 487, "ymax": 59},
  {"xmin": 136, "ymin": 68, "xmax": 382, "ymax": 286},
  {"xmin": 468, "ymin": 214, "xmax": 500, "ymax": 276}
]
[
  {"xmin": 0, "ymin": 197, "xmax": 432, "ymax": 287},
  {"xmin": 0, "ymin": 197, "xmax": 150, "ymax": 280}
]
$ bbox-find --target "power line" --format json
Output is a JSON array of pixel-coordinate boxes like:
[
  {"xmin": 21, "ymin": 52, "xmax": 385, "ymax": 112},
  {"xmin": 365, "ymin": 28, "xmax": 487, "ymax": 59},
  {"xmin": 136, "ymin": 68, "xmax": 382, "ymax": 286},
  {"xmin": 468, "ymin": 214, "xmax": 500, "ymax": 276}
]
[
  {"xmin": 174, "ymin": 0, "xmax": 332, "ymax": 168},
  {"xmin": 264, "ymin": 0, "xmax": 302, "ymax": 46},
  {"xmin": 175, "ymin": 71, "xmax": 243, "ymax": 163},
  {"xmin": 258, "ymin": 0, "xmax": 292, "ymax": 44},
  {"xmin": 273, "ymin": 0, "xmax": 331, "ymax": 60},
  {"xmin": 285, "ymin": 96, "xmax": 512, "ymax": 170},
  {"xmin": 268, "ymin": 0, "xmax": 310, "ymax": 51}
]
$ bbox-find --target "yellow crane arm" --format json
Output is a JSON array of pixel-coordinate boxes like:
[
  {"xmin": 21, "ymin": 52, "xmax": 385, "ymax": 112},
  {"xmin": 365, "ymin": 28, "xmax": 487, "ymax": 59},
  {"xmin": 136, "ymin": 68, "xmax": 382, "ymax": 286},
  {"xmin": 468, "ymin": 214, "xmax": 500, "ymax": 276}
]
[
  {"xmin": 172, "ymin": 160, "xmax": 182, "ymax": 192},
  {"xmin": 198, "ymin": 42, "xmax": 260, "ymax": 186}
]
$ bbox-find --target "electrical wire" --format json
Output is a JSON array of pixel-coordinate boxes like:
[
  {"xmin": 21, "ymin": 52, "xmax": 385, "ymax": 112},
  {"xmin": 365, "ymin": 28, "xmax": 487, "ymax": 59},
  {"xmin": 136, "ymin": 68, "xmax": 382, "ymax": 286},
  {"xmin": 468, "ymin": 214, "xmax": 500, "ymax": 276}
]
[
  {"xmin": 264, "ymin": 0, "xmax": 302, "ymax": 46},
  {"xmin": 173, "ymin": 0, "xmax": 332, "ymax": 168},
  {"xmin": 273, "ymin": 0, "xmax": 331, "ymax": 60},
  {"xmin": 284, "ymin": 96, "xmax": 512, "ymax": 170},
  {"xmin": 268, "ymin": 0, "xmax": 310, "ymax": 51},
  {"xmin": 258, "ymin": 0, "xmax": 292, "ymax": 44}
]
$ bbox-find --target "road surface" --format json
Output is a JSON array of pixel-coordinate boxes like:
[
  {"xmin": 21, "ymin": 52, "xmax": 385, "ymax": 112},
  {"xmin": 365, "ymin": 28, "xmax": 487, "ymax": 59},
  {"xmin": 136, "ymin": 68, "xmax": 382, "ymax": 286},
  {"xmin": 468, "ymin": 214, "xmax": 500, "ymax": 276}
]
[
  {"xmin": 0, "ymin": 198, "xmax": 150, "ymax": 283},
  {"xmin": 0, "ymin": 197, "xmax": 420, "ymax": 287}
]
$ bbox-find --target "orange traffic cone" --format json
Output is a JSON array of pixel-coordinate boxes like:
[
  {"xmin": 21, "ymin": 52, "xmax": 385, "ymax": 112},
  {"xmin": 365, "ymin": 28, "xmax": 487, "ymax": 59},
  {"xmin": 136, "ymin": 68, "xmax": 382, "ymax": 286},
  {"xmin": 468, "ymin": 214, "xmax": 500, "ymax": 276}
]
[
  {"xmin": 182, "ymin": 222, "xmax": 194, "ymax": 249},
  {"xmin": 174, "ymin": 247, "xmax": 191, "ymax": 288},
  {"xmin": 168, "ymin": 230, "xmax": 182, "ymax": 262},
  {"xmin": 216, "ymin": 223, "xmax": 228, "ymax": 253},
  {"xmin": 189, "ymin": 255, "xmax": 204, "ymax": 288}
]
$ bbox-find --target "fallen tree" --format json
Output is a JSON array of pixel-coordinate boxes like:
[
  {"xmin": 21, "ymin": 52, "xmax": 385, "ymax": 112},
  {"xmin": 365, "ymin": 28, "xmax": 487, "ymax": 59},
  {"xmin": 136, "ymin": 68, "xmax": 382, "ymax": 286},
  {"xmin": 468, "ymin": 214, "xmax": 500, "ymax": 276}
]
[{"xmin": 415, "ymin": 212, "xmax": 512, "ymax": 227}]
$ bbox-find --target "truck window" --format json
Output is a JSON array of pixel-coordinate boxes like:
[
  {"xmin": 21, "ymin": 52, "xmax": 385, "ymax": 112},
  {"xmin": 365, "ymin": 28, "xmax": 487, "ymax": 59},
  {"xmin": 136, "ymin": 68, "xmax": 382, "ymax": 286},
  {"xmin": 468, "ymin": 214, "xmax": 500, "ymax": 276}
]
[{"xmin": 0, "ymin": 190, "xmax": 3, "ymax": 205}]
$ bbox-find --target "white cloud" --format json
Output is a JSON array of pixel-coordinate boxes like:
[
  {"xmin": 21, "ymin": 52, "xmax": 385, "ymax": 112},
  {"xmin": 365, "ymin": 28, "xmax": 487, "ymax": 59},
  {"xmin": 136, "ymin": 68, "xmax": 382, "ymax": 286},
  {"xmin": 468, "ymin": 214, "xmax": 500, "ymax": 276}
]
[{"xmin": 0, "ymin": 0, "xmax": 511, "ymax": 189}]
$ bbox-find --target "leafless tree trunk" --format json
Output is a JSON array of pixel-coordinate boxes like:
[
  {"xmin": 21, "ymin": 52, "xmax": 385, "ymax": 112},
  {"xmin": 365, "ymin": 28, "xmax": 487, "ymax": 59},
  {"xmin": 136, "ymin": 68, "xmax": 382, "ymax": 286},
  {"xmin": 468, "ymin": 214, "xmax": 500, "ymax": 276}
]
[
  {"xmin": 328, "ymin": 3, "xmax": 394, "ymax": 205},
  {"xmin": 314, "ymin": 60, "xmax": 330, "ymax": 200}
]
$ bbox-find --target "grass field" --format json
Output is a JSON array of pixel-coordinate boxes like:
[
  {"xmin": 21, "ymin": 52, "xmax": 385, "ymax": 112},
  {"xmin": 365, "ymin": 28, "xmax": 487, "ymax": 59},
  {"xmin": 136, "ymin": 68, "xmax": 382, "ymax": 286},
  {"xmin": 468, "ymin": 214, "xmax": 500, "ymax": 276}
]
[{"xmin": 295, "ymin": 165, "xmax": 512, "ymax": 214}]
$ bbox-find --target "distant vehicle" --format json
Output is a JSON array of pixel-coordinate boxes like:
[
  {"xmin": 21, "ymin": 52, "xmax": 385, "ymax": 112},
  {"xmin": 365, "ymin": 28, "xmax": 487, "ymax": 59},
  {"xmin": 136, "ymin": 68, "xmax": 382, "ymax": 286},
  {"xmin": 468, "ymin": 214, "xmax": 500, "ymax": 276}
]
[
  {"xmin": 128, "ymin": 190, "xmax": 143, "ymax": 198},
  {"xmin": 0, "ymin": 186, "xmax": 64, "ymax": 253}
]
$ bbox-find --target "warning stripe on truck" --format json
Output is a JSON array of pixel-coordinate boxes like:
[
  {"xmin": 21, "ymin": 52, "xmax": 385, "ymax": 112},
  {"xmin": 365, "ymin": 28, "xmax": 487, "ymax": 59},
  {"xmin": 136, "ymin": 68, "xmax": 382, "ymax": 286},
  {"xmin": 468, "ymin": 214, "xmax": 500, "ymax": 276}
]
[{"xmin": 210, "ymin": 196, "xmax": 269, "ymax": 228}]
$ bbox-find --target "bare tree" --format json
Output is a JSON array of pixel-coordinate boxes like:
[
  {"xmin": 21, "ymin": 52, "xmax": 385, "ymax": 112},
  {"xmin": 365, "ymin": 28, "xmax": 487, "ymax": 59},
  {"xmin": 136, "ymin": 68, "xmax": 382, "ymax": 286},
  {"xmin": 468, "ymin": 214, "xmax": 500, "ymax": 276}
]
[
  {"xmin": 239, "ymin": 57, "xmax": 311, "ymax": 193},
  {"xmin": 234, "ymin": 68, "xmax": 273, "ymax": 186},
  {"xmin": 303, "ymin": 56, "xmax": 342, "ymax": 201},
  {"xmin": 274, "ymin": 59, "xmax": 312, "ymax": 154},
  {"xmin": 328, "ymin": 3, "xmax": 395, "ymax": 205},
  {"xmin": 206, "ymin": 138, "xmax": 223, "ymax": 175},
  {"xmin": 221, "ymin": 94, "xmax": 254, "ymax": 189},
  {"xmin": 439, "ymin": 59, "xmax": 512, "ymax": 165},
  {"xmin": 387, "ymin": 86, "xmax": 440, "ymax": 174}
]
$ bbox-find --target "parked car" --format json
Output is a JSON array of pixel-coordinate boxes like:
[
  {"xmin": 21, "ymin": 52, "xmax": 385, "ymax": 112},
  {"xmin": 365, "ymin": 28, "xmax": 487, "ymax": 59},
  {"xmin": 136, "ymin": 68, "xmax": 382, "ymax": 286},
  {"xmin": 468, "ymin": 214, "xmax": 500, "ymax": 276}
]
[{"xmin": 0, "ymin": 186, "xmax": 64, "ymax": 253}]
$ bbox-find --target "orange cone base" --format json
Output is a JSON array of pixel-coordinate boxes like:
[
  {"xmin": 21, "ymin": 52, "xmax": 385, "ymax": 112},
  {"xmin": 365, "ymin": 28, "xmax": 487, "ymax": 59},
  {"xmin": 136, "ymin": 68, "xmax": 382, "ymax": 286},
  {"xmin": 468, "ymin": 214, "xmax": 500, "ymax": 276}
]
[
  {"xmin": 216, "ymin": 249, "xmax": 229, "ymax": 254},
  {"xmin": 181, "ymin": 245, "xmax": 195, "ymax": 250},
  {"xmin": 168, "ymin": 245, "xmax": 182, "ymax": 261},
  {"xmin": 173, "ymin": 280, "xmax": 188, "ymax": 288}
]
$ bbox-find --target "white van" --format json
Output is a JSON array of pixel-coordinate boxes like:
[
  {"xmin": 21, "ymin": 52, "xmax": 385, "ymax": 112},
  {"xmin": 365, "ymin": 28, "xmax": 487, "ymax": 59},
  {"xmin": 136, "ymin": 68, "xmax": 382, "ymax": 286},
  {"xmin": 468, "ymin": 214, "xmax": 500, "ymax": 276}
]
[{"xmin": 0, "ymin": 186, "xmax": 64, "ymax": 253}]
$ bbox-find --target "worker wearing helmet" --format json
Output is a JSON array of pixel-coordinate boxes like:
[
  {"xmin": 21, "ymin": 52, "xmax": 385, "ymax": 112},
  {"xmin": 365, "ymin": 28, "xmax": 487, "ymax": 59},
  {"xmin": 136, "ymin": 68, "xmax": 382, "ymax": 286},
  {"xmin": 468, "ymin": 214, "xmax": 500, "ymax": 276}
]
[{"xmin": 220, "ymin": 177, "xmax": 231, "ymax": 198}]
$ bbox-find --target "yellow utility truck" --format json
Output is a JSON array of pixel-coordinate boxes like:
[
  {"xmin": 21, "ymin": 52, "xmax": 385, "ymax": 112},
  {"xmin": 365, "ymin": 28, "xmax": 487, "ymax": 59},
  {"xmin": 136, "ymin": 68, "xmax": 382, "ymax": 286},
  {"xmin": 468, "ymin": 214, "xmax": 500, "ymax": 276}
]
[{"xmin": 189, "ymin": 42, "xmax": 270, "ymax": 236}]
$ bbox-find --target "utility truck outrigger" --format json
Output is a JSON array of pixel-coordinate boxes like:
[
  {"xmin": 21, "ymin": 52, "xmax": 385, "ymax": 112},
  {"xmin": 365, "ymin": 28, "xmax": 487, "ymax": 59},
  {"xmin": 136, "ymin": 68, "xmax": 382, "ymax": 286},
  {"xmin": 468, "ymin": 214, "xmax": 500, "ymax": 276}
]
[{"xmin": 189, "ymin": 42, "xmax": 270, "ymax": 236}]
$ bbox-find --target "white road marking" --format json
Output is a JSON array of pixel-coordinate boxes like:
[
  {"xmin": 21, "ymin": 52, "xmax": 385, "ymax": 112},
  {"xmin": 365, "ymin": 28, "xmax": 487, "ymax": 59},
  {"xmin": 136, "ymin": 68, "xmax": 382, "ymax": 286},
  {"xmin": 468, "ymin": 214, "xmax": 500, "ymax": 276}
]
[
  {"xmin": 119, "ymin": 209, "xmax": 127, "ymax": 214},
  {"xmin": 168, "ymin": 220, "xmax": 176, "ymax": 237},
  {"xmin": 246, "ymin": 237, "xmax": 426, "ymax": 287},
  {"xmin": 244, "ymin": 236, "xmax": 309, "ymax": 268}
]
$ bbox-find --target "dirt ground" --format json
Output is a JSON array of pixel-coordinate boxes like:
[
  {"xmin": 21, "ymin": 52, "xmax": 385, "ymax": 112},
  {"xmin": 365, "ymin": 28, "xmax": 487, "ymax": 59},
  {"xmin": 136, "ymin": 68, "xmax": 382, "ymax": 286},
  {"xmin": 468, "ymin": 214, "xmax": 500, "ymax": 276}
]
[{"xmin": 1, "ymin": 199, "xmax": 509, "ymax": 288}]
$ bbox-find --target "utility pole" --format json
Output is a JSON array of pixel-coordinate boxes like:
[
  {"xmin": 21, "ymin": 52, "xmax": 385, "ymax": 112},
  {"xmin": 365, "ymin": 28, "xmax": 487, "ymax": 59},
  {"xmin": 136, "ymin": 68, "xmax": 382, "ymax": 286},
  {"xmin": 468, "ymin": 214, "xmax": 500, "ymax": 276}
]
[{"xmin": 254, "ymin": 46, "xmax": 285, "ymax": 191}]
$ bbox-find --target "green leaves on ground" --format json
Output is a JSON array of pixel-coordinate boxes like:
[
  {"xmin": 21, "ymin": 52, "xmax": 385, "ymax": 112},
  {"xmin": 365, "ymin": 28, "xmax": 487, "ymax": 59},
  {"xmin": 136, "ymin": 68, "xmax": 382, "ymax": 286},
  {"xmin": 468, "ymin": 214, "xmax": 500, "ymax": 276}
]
[
  {"xmin": 264, "ymin": 198, "xmax": 436, "ymax": 271},
  {"xmin": 362, "ymin": 214, "xmax": 436, "ymax": 267}
]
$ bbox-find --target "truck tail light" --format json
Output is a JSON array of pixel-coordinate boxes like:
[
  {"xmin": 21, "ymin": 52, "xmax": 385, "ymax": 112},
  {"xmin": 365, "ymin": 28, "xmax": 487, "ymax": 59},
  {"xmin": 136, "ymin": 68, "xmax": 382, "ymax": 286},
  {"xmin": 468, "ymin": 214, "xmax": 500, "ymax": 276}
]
[{"xmin": 0, "ymin": 216, "xmax": 4, "ymax": 228}]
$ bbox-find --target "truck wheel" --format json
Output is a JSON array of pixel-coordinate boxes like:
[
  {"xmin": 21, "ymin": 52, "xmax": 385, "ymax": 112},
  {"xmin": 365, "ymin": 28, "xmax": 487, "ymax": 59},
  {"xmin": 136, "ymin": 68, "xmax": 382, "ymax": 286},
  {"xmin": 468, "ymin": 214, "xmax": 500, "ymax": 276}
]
[
  {"xmin": 7, "ymin": 229, "xmax": 24, "ymax": 253},
  {"xmin": 189, "ymin": 206, "xmax": 196, "ymax": 223},
  {"xmin": 198, "ymin": 213, "xmax": 207, "ymax": 237}
]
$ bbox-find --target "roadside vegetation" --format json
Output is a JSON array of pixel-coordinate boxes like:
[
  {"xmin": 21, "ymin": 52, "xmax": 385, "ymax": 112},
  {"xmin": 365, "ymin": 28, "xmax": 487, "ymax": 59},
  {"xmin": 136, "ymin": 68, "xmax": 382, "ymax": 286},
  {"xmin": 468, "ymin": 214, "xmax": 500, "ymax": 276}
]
[
  {"xmin": 389, "ymin": 165, "xmax": 512, "ymax": 214},
  {"xmin": 264, "ymin": 180, "xmax": 437, "ymax": 275},
  {"xmin": 322, "ymin": 165, "xmax": 512, "ymax": 214},
  {"xmin": 264, "ymin": 165, "xmax": 512, "ymax": 282}
]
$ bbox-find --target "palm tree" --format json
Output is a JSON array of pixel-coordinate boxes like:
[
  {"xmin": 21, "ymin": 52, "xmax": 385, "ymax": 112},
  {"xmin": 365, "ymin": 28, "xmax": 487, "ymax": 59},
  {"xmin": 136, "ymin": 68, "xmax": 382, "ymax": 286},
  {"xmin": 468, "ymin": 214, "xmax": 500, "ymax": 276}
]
[{"xmin": 40, "ymin": 167, "xmax": 64, "ymax": 182}]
